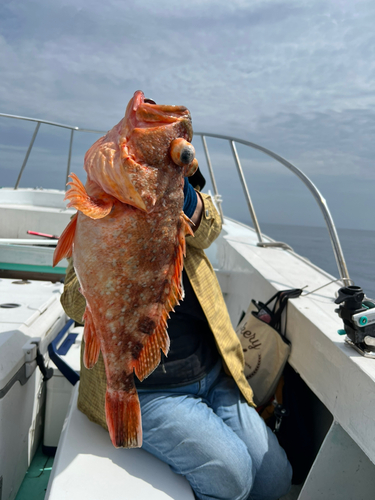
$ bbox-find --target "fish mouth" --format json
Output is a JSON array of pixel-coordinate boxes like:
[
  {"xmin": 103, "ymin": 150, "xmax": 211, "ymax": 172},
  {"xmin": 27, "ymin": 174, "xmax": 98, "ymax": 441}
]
[{"xmin": 126, "ymin": 90, "xmax": 193, "ymax": 140}]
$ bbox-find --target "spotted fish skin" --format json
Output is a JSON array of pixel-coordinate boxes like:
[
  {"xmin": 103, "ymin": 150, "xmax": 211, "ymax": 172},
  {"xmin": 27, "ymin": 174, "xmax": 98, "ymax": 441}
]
[{"xmin": 53, "ymin": 91, "xmax": 196, "ymax": 448}]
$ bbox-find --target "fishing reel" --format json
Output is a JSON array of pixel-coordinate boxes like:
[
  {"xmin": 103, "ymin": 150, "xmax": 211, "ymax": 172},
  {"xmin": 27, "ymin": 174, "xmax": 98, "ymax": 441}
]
[{"xmin": 335, "ymin": 286, "xmax": 375, "ymax": 357}]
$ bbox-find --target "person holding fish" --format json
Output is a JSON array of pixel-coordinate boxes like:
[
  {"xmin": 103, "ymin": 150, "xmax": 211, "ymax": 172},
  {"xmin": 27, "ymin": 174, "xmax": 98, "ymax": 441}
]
[{"xmin": 56, "ymin": 91, "xmax": 292, "ymax": 500}]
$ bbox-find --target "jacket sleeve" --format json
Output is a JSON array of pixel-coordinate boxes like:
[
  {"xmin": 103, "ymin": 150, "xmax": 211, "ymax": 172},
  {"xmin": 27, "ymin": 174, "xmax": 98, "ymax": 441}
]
[
  {"xmin": 186, "ymin": 192, "xmax": 222, "ymax": 250},
  {"xmin": 60, "ymin": 257, "xmax": 86, "ymax": 324}
]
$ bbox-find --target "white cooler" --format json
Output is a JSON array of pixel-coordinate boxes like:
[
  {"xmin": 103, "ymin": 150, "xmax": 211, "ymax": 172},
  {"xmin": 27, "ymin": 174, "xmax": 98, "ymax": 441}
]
[
  {"xmin": 43, "ymin": 324, "xmax": 83, "ymax": 454},
  {"xmin": 0, "ymin": 278, "xmax": 67, "ymax": 500}
]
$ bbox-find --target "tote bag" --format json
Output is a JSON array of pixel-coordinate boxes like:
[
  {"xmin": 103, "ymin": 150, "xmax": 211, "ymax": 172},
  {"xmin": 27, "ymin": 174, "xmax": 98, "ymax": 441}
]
[{"xmin": 236, "ymin": 289, "xmax": 302, "ymax": 406}]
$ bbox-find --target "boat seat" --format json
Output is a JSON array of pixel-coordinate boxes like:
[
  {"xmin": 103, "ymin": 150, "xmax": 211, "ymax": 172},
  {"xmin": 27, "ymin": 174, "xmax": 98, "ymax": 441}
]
[{"xmin": 45, "ymin": 383, "xmax": 195, "ymax": 500}]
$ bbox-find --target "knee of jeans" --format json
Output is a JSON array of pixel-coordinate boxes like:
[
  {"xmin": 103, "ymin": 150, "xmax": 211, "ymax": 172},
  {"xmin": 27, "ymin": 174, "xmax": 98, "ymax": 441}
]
[
  {"xmin": 275, "ymin": 459, "xmax": 293, "ymax": 498},
  {"xmin": 262, "ymin": 458, "xmax": 293, "ymax": 500},
  {"xmin": 210, "ymin": 451, "xmax": 254, "ymax": 500}
]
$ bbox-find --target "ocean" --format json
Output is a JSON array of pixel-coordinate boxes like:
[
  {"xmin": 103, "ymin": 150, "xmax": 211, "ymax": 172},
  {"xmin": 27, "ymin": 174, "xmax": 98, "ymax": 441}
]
[{"xmin": 260, "ymin": 223, "xmax": 375, "ymax": 299}]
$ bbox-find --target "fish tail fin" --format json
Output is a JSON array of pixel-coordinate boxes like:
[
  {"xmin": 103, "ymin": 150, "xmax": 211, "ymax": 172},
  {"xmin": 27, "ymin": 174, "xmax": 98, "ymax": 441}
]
[
  {"xmin": 105, "ymin": 388, "xmax": 142, "ymax": 448},
  {"xmin": 53, "ymin": 212, "xmax": 78, "ymax": 266},
  {"xmin": 65, "ymin": 173, "xmax": 113, "ymax": 219},
  {"xmin": 82, "ymin": 309, "xmax": 101, "ymax": 368}
]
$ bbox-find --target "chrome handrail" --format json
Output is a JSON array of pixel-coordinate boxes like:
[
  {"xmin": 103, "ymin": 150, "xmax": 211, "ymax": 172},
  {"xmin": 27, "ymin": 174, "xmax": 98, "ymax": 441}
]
[
  {"xmin": 0, "ymin": 113, "xmax": 106, "ymax": 190},
  {"xmin": 195, "ymin": 131, "xmax": 350, "ymax": 286},
  {"xmin": 0, "ymin": 112, "xmax": 351, "ymax": 285}
]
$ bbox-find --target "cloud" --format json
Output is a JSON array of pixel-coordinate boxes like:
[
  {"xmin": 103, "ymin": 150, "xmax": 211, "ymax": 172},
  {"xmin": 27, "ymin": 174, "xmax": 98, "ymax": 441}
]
[
  {"xmin": 238, "ymin": 109, "xmax": 375, "ymax": 179},
  {"xmin": 1, "ymin": 0, "xmax": 375, "ymax": 228},
  {"xmin": 1, "ymin": 0, "xmax": 375, "ymax": 127}
]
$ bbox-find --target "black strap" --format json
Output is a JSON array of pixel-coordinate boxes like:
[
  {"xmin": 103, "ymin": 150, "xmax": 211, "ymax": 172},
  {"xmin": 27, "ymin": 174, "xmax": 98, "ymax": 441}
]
[
  {"xmin": 252, "ymin": 288, "xmax": 303, "ymax": 333},
  {"xmin": 48, "ymin": 319, "xmax": 80, "ymax": 386}
]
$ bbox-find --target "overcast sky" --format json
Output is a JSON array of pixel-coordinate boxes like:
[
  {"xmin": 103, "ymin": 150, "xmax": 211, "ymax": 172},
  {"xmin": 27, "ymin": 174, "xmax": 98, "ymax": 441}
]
[{"xmin": 1, "ymin": 0, "xmax": 375, "ymax": 232}]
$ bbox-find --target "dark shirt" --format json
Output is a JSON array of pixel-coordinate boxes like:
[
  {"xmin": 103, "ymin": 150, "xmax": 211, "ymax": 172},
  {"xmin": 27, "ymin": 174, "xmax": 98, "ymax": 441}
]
[{"xmin": 137, "ymin": 270, "xmax": 219, "ymax": 389}]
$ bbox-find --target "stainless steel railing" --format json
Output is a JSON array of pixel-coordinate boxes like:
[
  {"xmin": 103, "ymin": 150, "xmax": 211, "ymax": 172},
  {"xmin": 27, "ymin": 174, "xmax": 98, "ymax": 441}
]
[
  {"xmin": 0, "ymin": 113, "xmax": 105, "ymax": 188},
  {"xmin": 196, "ymin": 131, "xmax": 351, "ymax": 286},
  {"xmin": 0, "ymin": 112, "xmax": 351, "ymax": 285}
]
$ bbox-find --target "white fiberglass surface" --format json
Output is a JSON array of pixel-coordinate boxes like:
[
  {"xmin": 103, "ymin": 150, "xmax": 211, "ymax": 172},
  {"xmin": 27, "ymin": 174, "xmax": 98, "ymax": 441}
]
[
  {"xmin": 214, "ymin": 218, "xmax": 375, "ymax": 466},
  {"xmin": 46, "ymin": 387, "xmax": 194, "ymax": 500},
  {"xmin": 0, "ymin": 188, "xmax": 67, "ymax": 209}
]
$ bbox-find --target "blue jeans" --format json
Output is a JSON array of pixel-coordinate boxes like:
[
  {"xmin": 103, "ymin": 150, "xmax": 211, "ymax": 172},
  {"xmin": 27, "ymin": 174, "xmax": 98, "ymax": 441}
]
[{"xmin": 138, "ymin": 360, "xmax": 292, "ymax": 500}]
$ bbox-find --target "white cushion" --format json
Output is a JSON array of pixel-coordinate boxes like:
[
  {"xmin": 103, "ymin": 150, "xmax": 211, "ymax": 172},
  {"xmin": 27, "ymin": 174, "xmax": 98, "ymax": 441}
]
[{"xmin": 45, "ymin": 384, "xmax": 194, "ymax": 500}]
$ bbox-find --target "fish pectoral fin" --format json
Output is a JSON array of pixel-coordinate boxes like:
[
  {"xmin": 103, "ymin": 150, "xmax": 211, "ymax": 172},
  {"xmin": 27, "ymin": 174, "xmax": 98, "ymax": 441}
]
[
  {"xmin": 82, "ymin": 309, "xmax": 101, "ymax": 369},
  {"xmin": 133, "ymin": 321, "xmax": 170, "ymax": 381},
  {"xmin": 53, "ymin": 212, "xmax": 78, "ymax": 266},
  {"xmin": 112, "ymin": 158, "xmax": 148, "ymax": 212},
  {"xmin": 105, "ymin": 387, "xmax": 142, "ymax": 448},
  {"xmin": 65, "ymin": 173, "xmax": 113, "ymax": 219}
]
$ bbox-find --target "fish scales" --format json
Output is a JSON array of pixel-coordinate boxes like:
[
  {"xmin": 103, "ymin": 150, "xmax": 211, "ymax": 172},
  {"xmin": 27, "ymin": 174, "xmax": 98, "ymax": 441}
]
[{"xmin": 53, "ymin": 90, "xmax": 197, "ymax": 448}]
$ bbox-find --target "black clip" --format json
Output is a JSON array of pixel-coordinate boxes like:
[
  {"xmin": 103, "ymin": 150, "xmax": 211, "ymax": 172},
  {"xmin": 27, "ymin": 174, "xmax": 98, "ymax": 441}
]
[{"xmin": 273, "ymin": 404, "xmax": 289, "ymax": 434}]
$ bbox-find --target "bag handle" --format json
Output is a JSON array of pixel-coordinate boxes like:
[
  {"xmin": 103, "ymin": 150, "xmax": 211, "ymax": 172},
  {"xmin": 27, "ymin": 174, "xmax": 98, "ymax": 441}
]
[{"xmin": 252, "ymin": 288, "xmax": 302, "ymax": 332}]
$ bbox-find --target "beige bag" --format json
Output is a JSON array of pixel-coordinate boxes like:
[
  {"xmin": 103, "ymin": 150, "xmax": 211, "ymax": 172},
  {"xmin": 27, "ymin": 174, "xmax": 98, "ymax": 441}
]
[{"xmin": 236, "ymin": 289, "xmax": 302, "ymax": 406}]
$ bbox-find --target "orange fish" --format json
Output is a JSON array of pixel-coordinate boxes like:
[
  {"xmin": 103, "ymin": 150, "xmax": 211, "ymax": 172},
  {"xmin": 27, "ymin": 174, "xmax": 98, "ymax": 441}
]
[{"xmin": 53, "ymin": 91, "xmax": 198, "ymax": 448}]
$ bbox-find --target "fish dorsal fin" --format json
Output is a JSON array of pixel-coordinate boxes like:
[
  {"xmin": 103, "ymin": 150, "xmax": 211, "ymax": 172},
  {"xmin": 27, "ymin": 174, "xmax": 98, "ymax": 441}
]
[
  {"xmin": 53, "ymin": 212, "xmax": 78, "ymax": 267},
  {"xmin": 65, "ymin": 173, "xmax": 113, "ymax": 219},
  {"xmin": 133, "ymin": 212, "xmax": 193, "ymax": 381}
]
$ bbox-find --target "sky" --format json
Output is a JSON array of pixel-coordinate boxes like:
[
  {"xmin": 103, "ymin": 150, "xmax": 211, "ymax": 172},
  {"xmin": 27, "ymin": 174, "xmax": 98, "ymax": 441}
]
[{"xmin": 1, "ymin": 0, "xmax": 375, "ymax": 232}]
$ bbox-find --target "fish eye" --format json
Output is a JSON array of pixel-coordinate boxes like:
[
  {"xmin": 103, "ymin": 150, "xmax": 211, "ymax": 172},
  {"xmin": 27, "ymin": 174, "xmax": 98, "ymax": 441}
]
[{"xmin": 144, "ymin": 98, "xmax": 156, "ymax": 104}]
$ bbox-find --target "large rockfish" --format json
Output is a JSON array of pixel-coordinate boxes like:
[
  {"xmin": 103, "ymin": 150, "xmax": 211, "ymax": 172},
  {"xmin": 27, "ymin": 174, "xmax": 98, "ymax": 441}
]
[{"xmin": 53, "ymin": 90, "xmax": 198, "ymax": 448}]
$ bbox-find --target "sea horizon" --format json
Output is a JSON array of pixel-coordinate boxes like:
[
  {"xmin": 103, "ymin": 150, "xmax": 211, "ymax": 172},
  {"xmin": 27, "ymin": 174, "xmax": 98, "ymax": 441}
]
[{"xmin": 249, "ymin": 222, "xmax": 375, "ymax": 300}]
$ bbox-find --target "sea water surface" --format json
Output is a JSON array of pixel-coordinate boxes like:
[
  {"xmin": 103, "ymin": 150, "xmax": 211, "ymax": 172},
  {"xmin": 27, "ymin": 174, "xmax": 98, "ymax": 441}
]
[{"xmin": 261, "ymin": 223, "xmax": 375, "ymax": 299}]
